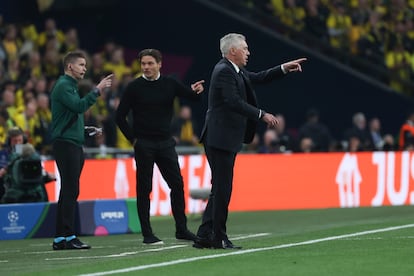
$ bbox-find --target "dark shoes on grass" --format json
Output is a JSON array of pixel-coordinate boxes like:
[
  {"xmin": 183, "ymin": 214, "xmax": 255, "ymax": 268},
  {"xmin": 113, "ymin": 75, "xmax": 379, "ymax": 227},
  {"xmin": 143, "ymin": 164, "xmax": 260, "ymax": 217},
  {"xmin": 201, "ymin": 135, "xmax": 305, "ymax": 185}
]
[
  {"xmin": 175, "ymin": 229, "xmax": 197, "ymax": 241},
  {"xmin": 52, "ymin": 238, "xmax": 91, "ymax": 250},
  {"xmin": 193, "ymin": 236, "xmax": 242, "ymax": 250},
  {"xmin": 143, "ymin": 235, "xmax": 164, "ymax": 245},
  {"xmin": 143, "ymin": 229, "xmax": 197, "ymax": 245}
]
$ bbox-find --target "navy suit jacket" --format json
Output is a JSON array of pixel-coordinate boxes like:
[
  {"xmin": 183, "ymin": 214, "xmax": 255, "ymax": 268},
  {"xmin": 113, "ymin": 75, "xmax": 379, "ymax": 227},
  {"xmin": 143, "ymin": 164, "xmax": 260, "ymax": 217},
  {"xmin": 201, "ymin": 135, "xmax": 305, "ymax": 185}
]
[{"xmin": 200, "ymin": 58, "xmax": 285, "ymax": 152}]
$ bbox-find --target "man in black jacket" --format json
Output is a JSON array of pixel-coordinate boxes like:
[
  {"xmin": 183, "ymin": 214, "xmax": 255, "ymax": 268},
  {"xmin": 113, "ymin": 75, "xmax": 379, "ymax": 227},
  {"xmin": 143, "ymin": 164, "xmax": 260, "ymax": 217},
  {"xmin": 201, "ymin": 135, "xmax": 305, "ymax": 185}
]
[
  {"xmin": 116, "ymin": 49, "xmax": 204, "ymax": 245},
  {"xmin": 194, "ymin": 33, "xmax": 307, "ymax": 249}
]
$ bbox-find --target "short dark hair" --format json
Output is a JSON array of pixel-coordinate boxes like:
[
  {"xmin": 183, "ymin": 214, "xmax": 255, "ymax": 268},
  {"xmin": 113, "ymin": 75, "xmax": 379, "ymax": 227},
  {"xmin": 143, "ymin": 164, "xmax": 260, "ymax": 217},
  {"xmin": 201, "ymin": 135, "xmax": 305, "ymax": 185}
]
[
  {"xmin": 63, "ymin": 51, "xmax": 86, "ymax": 70},
  {"xmin": 138, "ymin": 49, "xmax": 162, "ymax": 63},
  {"xmin": 8, "ymin": 126, "xmax": 24, "ymax": 138}
]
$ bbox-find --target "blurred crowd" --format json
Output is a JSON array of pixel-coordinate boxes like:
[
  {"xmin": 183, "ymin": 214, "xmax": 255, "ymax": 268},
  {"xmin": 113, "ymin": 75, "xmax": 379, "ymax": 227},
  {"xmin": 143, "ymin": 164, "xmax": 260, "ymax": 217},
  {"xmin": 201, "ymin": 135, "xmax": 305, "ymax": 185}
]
[
  {"xmin": 0, "ymin": 16, "xmax": 143, "ymax": 156},
  {"xmin": 173, "ymin": 104, "xmax": 414, "ymax": 154},
  {"xmin": 1, "ymin": 14, "xmax": 413, "ymax": 159},
  {"xmin": 243, "ymin": 109, "xmax": 404, "ymax": 154},
  {"xmin": 243, "ymin": 0, "xmax": 414, "ymax": 95}
]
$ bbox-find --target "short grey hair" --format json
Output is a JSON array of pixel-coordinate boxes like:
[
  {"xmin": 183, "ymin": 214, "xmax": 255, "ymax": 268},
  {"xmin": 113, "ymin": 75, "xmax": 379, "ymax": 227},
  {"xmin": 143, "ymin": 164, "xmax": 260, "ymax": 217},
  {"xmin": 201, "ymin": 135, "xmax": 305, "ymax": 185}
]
[
  {"xmin": 353, "ymin": 112, "xmax": 366, "ymax": 124},
  {"xmin": 220, "ymin": 33, "xmax": 246, "ymax": 57}
]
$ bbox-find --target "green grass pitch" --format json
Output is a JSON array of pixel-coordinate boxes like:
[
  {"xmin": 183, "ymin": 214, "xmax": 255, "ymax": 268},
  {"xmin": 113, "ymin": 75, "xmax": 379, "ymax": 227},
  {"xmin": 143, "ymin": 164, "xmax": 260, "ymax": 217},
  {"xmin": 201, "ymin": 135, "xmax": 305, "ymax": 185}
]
[{"xmin": 1, "ymin": 205, "xmax": 414, "ymax": 275}]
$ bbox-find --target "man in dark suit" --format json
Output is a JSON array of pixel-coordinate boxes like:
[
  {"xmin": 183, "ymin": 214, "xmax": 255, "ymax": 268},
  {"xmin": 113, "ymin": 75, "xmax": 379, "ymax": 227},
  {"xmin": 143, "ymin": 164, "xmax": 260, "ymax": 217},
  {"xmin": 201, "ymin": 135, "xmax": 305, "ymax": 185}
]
[{"xmin": 193, "ymin": 33, "xmax": 306, "ymax": 249}]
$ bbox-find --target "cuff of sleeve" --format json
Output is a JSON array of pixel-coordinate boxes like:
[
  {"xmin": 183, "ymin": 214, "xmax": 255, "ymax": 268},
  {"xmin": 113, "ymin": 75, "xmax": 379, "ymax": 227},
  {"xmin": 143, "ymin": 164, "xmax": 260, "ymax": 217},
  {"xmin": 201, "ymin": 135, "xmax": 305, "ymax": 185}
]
[
  {"xmin": 92, "ymin": 87, "xmax": 101, "ymax": 96},
  {"xmin": 281, "ymin": 64, "xmax": 287, "ymax": 74}
]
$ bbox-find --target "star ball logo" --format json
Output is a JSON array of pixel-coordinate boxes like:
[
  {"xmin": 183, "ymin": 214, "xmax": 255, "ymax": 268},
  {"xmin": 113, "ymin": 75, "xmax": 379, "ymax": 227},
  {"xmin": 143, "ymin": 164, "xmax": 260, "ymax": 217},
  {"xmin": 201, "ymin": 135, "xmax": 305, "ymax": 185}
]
[{"xmin": 8, "ymin": 211, "xmax": 19, "ymax": 223}]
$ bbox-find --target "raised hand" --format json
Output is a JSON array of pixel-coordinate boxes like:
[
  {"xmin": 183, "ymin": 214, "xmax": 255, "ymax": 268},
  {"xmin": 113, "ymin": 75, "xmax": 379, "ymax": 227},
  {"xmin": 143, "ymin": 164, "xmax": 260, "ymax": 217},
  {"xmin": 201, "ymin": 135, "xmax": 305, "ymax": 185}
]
[
  {"xmin": 191, "ymin": 80, "xmax": 205, "ymax": 94},
  {"xmin": 96, "ymin": 74, "xmax": 114, "ymax": 91},
  {"xmin": 282, "ymin": 58, "xmax": 307, "ymax": 72}
]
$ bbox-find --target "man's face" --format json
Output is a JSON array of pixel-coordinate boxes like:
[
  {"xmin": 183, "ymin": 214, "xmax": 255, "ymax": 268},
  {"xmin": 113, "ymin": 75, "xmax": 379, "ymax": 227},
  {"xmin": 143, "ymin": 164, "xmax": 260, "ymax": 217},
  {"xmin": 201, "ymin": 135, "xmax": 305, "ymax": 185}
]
[
  {"xmin": 10, "ymin": 135, "xmax": 24, "ymax": 146},
  {"xmin": 232, "ymin": 40, "xmax": 249, "ymax": 67},
  {"xmin": 140, "ymin": 55, "xmax": 161, "ymax": 80},
  {"xmin": 68, "ymin": 58, "xmax": 87, "ymax": 80}
]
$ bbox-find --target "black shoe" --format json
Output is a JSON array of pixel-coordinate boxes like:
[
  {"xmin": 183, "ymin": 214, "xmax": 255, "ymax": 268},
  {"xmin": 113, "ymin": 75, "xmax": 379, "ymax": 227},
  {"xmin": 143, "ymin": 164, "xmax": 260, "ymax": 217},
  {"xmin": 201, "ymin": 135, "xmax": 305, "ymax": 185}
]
[
  {"xmin": 192, "ymin": 235, "xmax": 212, "ymax": 249},
  {"xmin": 66, "ymin": 238, "xmax": 91, "ymax": 249},
  {"xmin": 176, "ymin": 229, "xmax": 197, "ymax": 241},
  {"xmin": 212, "ymin": 239, "xmax": 242, "ymax": 250},
  {"xmin": 143, "ymin": 235, "xmax": 164, "ymax": 245},
  {"xmin": 52, "ymin": 240, "xmax": 66, "ymax": 250}
]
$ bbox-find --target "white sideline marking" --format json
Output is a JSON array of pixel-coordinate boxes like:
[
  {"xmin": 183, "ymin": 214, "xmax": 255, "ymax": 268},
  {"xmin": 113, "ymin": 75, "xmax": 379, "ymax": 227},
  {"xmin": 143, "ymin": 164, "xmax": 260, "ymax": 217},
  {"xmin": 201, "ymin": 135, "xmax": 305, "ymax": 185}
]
[
  {"xmin": 25, "ymin": 247, "xmax": 115, "ymax": 255},
  {"xmin": 45, "ymin": 245, "xmax": 187, "ymax": 261},
  {"xmin": 142, "ymin": 245, "xmax": 187, "ymax": 253},
  {"xmin": 231, "ymin": 233, "xmax": 270, "ymax": 240},
  {"xmin": 79, "ymin": 224, "xmax": 414, "ymax": 276},
  {"xmin": 26, "ymin": 251, "xmax": 54, "ymax": 255},
  {"xmin": 30, "ymin": 243, "xmax": 51, "ymax": 247},
  {"xmin": 0, "ymin": 250, "xmax": 20, "ymax": 254},
  {"xmin": 0, "ymin": 260, "xmax": 9, "ymax": 263}
]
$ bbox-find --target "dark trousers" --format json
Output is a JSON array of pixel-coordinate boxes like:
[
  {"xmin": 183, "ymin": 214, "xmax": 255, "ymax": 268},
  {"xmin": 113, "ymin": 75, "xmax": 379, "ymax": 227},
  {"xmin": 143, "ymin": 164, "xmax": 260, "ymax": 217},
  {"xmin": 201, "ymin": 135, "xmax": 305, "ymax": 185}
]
[
  {"xmin": 53, "ymin": 140, "xmax": 84, "ymax": 237},
  {"xmin": 133, "ymin": 138, "xmax": 187, "ymax": 237},
  {"xmin": 0, "ymin": 178, "xmax": 5, "ymax": 200},
  {"xmin": 197, "ymin": 145, "xmax": 236, "ymax": 242}
]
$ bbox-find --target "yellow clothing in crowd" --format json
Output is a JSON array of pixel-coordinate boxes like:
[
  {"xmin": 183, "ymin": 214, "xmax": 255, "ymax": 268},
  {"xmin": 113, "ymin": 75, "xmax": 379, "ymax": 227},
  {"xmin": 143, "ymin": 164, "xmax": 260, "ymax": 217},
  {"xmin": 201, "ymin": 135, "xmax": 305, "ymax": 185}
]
[
  {"xmin": 37, "ymin": 30, "xmax": 65, "ymax": 48},
  {"xmin": 103, "ymin": 62, "xmax": 131, "ymax": 81},
  {"xmin": 326, "ymin": 13, "xmax": 352, "ymax": 49}
]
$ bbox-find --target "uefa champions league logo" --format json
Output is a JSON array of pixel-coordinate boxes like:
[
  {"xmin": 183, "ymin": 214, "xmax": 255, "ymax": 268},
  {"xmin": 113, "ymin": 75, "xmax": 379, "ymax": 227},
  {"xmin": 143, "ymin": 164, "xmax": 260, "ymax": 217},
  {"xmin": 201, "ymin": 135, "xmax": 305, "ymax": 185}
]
[
  {"xmin": 8, "ymin": 211, "xmax": 19, "ymax": 223},
  {"xmin": 1, "ymin": 209, "xmax": 25, "ymax": 237}
]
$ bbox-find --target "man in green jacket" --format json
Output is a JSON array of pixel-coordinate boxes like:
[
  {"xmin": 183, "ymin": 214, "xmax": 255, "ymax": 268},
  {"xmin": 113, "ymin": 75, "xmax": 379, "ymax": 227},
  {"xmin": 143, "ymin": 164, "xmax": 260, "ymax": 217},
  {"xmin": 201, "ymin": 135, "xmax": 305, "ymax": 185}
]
[{"xmin": 51, "ymin": 51, "xmax": 113, "ymax": 250}]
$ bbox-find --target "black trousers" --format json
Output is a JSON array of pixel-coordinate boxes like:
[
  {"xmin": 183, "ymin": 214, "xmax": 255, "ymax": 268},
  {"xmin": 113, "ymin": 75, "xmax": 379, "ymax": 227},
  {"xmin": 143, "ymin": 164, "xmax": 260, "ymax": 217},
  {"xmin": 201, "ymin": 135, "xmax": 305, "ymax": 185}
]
[
  {"xmin": 133, "ymin": 137, "xmax": 187, "ymax": 237},
  {"xmin": 53, "ymin": 140, "xmax": 84, "ymax": 237},
  {"xmin": 197, "ymin": 145, "xmax": 236, "ymax": 242}
]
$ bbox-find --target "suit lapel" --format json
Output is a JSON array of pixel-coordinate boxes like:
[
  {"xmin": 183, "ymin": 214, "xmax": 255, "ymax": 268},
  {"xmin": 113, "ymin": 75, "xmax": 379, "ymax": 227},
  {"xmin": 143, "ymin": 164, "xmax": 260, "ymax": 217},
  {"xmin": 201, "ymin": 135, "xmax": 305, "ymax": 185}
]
[
  {"xmin": 239, "ymin": 69, "xmax": 258, "ymax": 107},
  {"xmin": 237, "ymin": 71, "xmax": 247, "ymax": 100}
]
